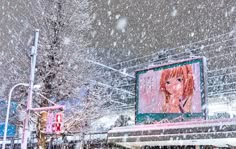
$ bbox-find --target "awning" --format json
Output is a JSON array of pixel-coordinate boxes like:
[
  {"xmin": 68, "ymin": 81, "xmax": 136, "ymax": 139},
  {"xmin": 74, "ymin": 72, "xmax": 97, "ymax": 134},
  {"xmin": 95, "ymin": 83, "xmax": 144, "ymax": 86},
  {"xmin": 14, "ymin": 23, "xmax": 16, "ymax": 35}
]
[{"xmin": 107, "ymin": 118, "xmax": 236, "ymax": 148}]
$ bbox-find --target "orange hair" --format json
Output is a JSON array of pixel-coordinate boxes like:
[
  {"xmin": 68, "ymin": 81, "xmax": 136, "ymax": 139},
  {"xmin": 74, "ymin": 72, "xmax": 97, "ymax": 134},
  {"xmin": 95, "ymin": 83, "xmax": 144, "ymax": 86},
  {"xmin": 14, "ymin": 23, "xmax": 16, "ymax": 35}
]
[{"xmin": 160, "ymin": 65, "xmax": 194, "ymax": 103}]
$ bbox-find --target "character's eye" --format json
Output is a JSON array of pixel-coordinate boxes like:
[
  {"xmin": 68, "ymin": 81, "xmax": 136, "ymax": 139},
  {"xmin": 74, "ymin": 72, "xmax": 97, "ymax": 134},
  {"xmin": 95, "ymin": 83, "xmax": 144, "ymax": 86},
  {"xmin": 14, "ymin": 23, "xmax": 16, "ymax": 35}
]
[
  {"xmin": 177, "ymin": 78, "xmax": 182, "ymax": 82},
  {"xmin": 166, "ymin": 81, "xmax": 170, "ymax": 84}
]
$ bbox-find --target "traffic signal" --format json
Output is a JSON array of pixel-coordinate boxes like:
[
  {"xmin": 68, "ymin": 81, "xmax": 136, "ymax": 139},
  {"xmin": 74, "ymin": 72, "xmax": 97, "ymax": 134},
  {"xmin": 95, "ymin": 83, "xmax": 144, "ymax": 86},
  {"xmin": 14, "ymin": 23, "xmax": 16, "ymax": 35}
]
[
  {"xmin": 54, "ymin": 123, "xmax": 61, "ymax": 132},
  {"xmin": 56, "ymin": 113, "xmax": 63, "ymax": 123},
  {"xmin": 53, "ymin": 112, "xmax": 63, "ymax": 133},
  {"xmin": 40, "ymin": 111, "xmax": 48, "ymax": 131}
]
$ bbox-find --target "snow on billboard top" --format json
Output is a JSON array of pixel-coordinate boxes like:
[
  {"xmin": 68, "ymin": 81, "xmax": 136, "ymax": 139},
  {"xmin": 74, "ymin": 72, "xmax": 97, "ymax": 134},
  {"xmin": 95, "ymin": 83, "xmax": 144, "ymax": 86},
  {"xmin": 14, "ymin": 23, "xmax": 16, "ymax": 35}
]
[{"xmin": 135, "ymin": 57, "xmax": 207, "ymax": 124}]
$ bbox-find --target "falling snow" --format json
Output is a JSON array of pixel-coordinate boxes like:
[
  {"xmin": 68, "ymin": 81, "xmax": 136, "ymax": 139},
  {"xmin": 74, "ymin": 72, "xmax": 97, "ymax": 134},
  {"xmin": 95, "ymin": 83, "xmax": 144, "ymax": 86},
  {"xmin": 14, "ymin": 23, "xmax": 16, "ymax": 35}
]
[
  {"xmin": 1, "ymin": 0, "xmax": 236, "ymax": 148},
  {"xmin": 63, "ymin": 37, "xmax": 71, "ymax": 45},
  {"xmin": 116, "ymin": 17, "xmax": 128, "ymax": 32},
  {"xmin": 171, "ymin": 7, "xmax": 177, "ymax": 16}
]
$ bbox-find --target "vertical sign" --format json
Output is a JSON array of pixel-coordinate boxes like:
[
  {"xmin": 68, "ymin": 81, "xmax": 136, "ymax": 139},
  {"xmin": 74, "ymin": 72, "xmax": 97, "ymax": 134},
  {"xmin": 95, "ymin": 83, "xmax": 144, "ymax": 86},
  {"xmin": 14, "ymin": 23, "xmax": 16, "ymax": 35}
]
[{"xmin": 54, "ymin": 112, "xmax": 63, "ymax": 133}]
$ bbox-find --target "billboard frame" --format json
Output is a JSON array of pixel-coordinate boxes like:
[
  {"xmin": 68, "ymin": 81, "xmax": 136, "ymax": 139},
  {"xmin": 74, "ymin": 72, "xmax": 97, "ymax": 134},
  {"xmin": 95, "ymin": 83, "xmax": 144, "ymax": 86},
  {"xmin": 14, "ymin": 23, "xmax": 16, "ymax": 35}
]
[{"xmin": 135, "ymin": 57, "xmax": 207, "ymax": 124}]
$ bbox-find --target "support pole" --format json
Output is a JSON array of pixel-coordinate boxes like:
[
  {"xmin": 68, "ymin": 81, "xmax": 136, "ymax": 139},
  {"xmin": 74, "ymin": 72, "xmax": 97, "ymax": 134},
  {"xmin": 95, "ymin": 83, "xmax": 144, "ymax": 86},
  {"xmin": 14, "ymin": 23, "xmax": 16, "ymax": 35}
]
[
  {"xmin": 30, "ymin": 105, "xmax": 64, "ymax": 111},
  {"xmin": 21, "ymin": 29, "xmax": 39, "ymax": 149},
  {"xmin": 10, "ymin": 138, "xmax": 14, "ymax": 149}
]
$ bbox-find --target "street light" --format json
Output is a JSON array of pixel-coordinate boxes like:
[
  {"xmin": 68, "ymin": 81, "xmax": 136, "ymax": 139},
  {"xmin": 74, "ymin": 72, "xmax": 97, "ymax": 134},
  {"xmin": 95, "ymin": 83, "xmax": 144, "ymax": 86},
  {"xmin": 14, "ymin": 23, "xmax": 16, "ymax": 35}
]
[
  {"xmin": 2, "ymin": 83, "xmax": 29, "ymax": 149},
  {"xmin": 1, "ymin": 29, "xmax": 39, "ymax": 149},
  {"xmin": 2, "ymin": 83, "xmax": 41, "ymax": 149}
]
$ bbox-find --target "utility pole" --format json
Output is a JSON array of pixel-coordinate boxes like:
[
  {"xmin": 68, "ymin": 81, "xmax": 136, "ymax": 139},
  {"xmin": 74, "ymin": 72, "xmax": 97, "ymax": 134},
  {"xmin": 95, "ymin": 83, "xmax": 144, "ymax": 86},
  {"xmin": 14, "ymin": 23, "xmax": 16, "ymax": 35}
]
[{"xmin": 21, "ymin": 29, "xmax": 39, "ymax": 149}]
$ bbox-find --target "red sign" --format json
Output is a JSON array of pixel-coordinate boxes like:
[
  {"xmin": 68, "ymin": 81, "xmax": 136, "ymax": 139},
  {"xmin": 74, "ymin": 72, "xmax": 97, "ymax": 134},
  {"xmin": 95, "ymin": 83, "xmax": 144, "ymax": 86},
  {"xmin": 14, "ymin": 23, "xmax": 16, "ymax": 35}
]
[
  {"xmin": 56, "ymin": 113, "xmax": 63, "ymax": 123},
  {"xmin": 54, "ymin": 112, "xmax": 63, "ymax": 133}
]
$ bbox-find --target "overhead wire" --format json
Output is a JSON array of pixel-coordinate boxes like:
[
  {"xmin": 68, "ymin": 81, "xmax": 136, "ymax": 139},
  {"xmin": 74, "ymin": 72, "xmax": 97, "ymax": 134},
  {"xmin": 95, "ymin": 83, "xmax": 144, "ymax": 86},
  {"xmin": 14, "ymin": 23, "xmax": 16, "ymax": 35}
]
[
  {"xmin": 87, "ymin": 32, "xmax": 235, "ymax": 82},
  {"xmin": 69, "ymin": 31, "xmax": 236, "ymax": 110},
  {"xmin": 115, "ymin": 37, "xmax": 236, "ymax": 71},
  {"xmin": 88, "ymin": 35, "xmax": 236, "ymax": 90},
  {"xmin": 108, "ymin": 33, "xmax": 236, "ymax": 108},
  {"xmin": 110, "ymin": 31, "xmax": 234, "ymax": 67}
]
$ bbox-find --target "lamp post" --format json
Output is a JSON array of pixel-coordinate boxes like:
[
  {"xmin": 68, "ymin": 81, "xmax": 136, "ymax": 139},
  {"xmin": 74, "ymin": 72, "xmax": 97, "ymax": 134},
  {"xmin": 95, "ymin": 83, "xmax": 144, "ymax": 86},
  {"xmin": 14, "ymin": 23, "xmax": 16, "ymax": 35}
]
[
  {"xmin": 21, "ymin": 29, "xmax": 39, "ymax": 149},
  {"xmin": 2, "ymin": 83, "xmax": 29, "ymax": 149},
  {"xmin": 2, "ymin": 29, "xmax": 39, "ymax": 149}
]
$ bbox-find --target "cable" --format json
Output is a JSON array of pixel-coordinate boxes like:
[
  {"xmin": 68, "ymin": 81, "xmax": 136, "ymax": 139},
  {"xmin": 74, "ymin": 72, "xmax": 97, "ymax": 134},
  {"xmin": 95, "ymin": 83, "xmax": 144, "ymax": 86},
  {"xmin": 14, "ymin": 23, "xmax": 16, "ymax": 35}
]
[
  {"xmin": 80, "ymin": 38, "xmax": 235, "ymax": 96},
  {"xmin": 208, "ymin": 66, "xmax": 236, "ymax": 75},
  {"xmin": 37, "ymin": 93, "xmax": 57, "ymax": 105},
  {"xmin": 72, "ymin": 77, "xmax": 133, "ymax": 106},
  {"xmin": 207, "ymin": 47, "xmax": 236, "ymax": 60},
  {"xmin": 85, "ymin": 59, "xmax": 135, "ymax": 78},
  {"xmin": 110, "ymin": 31, "xmax": 234, "ymax": 67},
  {"xmin": 82, "ymin": 36, "xmax": 234, "ymax": 87},
  {"xmin": 68, "ymin": 32, "xmax": 236, "ymax": 100},
  {"xmin": 88, "ymin": 35, "xmax": 235, "ymax": 82},
  {"xmin": 113, "ymin": 46, "xmax": 236, "ymax": 88},
  {"xmin": 208, "ymin": 89, "xmax": 236, "ymax": 97},
  {"xmin": 115, "ymin": 37, "xmax": 236, "ymax": 71}
]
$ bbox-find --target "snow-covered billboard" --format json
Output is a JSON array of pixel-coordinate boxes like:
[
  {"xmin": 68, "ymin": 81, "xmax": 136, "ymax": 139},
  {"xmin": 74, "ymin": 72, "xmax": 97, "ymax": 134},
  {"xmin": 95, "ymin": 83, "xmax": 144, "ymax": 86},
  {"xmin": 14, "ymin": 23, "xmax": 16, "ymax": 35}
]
[{"xmin": 135, "ymin": 57, "xmax": 207, "ymax": 124}]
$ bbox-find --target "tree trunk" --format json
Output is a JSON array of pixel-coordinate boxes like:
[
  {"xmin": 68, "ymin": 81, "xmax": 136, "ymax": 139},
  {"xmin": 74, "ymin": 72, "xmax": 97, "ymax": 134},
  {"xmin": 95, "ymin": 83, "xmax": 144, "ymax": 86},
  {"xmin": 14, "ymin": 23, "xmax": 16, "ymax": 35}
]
[
  {"xmin": 37, "ymin": 105, "xmax": 48, "ymax": 149},
  {"xmin": 37, "ymin": 1, "xmax": 64, "ymax": 148},
  {"xmin": 37, "ymin": 132, "xmax": 46, "ymax": 149}
]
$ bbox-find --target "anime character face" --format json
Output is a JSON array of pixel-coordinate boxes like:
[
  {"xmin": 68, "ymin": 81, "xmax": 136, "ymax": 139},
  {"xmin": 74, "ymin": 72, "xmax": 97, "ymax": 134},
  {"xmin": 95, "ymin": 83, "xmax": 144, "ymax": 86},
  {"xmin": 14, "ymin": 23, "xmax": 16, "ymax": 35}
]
[
  {"xmin": 165, "ymin": 76, "xmax": 184, "ymax": 98},
  {"xmin": 160, "ymin": 65, "xmax": 194, "ymax": 104}
]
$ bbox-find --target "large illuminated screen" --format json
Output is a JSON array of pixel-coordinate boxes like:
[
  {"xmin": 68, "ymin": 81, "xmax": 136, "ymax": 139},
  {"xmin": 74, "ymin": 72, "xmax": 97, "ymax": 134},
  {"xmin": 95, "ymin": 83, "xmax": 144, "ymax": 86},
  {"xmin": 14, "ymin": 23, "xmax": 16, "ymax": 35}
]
[{"xmin": 135, "ymin": 57, "xmax": 206, "ymax": 123}]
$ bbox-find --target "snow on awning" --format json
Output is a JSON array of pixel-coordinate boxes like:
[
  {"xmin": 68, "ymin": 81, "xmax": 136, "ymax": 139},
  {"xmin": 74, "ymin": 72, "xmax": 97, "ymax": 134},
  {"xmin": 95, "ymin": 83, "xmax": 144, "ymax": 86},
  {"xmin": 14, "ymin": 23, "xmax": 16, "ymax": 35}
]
[{"xmin": 107, "ymin": 118, "xmax": 236, "ymax": 148}]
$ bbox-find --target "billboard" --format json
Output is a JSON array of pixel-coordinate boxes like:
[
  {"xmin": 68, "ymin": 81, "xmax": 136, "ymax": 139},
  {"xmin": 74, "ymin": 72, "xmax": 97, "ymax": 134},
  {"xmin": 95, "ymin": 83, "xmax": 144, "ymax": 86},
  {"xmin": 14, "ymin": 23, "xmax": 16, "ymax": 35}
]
[
  {"xmin": 135, "ymin": 57, "xmax": 207, "ymax": 124},
  {"xmin": 0, "ymin": 123, "xmax": 16, "ymax": 137},
  {"xmin": 0, "ymin": 100, "xmax": 18, "ymax": 121},
  {"xmin": 0, "ymin": 99, "xmax": 18, "ymax": 137}
]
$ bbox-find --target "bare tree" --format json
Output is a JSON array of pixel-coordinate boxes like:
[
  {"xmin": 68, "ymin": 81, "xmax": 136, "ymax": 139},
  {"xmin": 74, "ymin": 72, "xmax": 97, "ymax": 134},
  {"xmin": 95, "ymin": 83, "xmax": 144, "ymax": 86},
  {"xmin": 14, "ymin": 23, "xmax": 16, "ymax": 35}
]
[
  {"xmin": 0, "ymin": 0, "xmax": 134, "ymax": 148},
  {"xmin": 0, "ymin": 0, "xmax": 97, "ymax": 148}
]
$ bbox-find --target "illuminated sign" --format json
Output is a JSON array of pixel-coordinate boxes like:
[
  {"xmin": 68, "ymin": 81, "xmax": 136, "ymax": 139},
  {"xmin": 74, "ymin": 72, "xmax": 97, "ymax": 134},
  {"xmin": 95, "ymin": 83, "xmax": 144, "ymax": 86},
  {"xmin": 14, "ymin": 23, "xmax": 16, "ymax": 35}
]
[
  {"xmin": 135, "ymin": 57, "xmax": 207, "ymax": 123},
  {"xmin": 46, "ymin": 112, "xmax": 63, "ymax": 134}
]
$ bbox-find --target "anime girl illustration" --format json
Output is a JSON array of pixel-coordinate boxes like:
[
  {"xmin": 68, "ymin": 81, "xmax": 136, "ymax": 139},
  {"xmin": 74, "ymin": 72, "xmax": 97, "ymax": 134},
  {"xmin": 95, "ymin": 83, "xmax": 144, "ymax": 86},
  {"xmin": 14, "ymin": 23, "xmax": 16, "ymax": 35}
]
[{"xmin": 160, "ymin": 65, "xmax": 194, "ymax": 113}]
